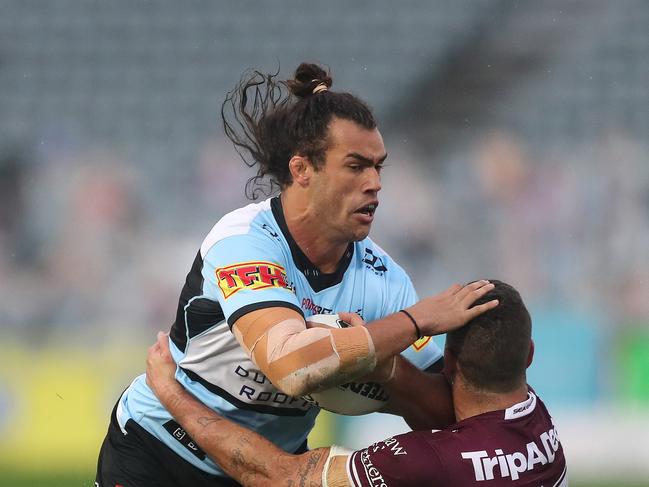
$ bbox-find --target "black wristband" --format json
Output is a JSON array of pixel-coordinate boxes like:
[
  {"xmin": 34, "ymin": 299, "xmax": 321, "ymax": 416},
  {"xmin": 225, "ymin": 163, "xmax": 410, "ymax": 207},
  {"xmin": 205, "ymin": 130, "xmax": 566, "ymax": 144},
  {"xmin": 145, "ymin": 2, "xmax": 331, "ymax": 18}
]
[{"xmin": 399, "ymin": 309, "xmax": 422, "ymax": 340}]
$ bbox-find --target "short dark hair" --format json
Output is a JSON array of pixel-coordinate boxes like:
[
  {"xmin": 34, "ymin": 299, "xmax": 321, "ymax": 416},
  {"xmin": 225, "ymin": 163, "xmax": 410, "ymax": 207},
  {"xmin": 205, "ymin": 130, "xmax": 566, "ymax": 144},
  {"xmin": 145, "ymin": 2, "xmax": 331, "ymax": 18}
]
[
  {"xmin": 222, "ymin": 62, "xmax": 377, "ymax": 198},
  {"xmin": 445, "ymin": 280, "xmax": 532, "ymax": 393}
]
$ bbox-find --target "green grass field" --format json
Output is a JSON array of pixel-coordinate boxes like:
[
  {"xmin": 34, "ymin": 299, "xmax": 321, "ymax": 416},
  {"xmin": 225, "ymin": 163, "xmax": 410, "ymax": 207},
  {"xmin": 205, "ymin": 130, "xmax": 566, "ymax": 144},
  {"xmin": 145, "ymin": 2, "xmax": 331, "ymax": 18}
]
[
  {"xmin": 1, "ymin": 470, "xmax": 647, "ymax": 487},
  {"xmin": 1, "ymin": 470, "xmax": 95, "ymax": 487}
]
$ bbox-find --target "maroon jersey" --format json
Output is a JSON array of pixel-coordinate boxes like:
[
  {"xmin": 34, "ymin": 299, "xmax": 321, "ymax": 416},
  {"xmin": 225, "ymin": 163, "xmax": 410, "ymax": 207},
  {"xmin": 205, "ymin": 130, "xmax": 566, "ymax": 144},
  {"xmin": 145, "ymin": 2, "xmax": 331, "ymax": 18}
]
[{"xmin": 346, "ymin": 390, "xmax": 567, "ymax": 486}]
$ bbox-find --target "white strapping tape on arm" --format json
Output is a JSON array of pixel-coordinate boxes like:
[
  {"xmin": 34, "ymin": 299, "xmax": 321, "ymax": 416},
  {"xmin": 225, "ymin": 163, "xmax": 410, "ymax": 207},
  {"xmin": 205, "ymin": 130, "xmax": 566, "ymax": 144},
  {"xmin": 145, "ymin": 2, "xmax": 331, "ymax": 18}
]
[{"xmin": 322, "ymin": 445, "xmax": 353, "ymax": 487}]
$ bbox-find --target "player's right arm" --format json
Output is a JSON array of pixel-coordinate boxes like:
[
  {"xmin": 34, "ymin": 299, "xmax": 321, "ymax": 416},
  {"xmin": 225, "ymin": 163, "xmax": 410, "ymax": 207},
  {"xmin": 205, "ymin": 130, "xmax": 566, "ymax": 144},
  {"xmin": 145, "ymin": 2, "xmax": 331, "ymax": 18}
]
[
  {"xmin": 205, "ymin": 233, "xmax": 496, "ymax": 397},
  {"xmin": 232, "ymin": 306, "xmax": 377, "ymax": 397},
  {"xmin": 230, "ymin": 280, "xmax": 497, "ymax": 397}
]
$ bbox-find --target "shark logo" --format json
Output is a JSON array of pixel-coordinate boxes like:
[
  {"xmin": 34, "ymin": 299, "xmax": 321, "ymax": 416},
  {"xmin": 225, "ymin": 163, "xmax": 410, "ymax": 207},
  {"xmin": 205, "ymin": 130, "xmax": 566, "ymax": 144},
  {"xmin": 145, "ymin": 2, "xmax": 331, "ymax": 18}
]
[{"xmin": 363, "ymin": 248, "xmax": 387, "ymax": 275}]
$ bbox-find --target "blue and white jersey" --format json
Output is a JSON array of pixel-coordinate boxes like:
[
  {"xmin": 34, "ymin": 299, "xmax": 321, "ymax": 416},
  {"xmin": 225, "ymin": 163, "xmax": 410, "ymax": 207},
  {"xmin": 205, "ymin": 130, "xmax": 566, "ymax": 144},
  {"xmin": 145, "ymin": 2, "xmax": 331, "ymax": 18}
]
[{"xmin": 117, "ymin": 196, "xmax": 442, "ymax": 476}]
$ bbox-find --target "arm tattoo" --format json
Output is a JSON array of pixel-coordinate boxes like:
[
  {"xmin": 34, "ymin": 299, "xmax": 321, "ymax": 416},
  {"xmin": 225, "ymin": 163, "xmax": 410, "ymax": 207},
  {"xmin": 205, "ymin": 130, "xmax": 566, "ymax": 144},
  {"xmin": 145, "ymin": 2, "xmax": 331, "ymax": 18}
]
[
  {"xmin": 229, "ymin": 445, "xmax": 272, "ymax": 486},
  {"xmin": 189, "ymin": 414, "xmax": 324, "ymax": 487},
  {"xmin": 290, "ymin": 450, "xmax": 325, "ymax": 487},
  {"xmin": 197, "ymin": 416, "xmax": 223, "ymax": 427}
]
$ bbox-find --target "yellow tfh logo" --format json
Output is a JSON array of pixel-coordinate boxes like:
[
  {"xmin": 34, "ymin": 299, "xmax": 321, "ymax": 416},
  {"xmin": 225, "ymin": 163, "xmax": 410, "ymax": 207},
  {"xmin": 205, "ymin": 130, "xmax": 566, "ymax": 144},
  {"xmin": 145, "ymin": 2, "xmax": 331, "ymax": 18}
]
[{"xmin": 216, "ymin": 261, "xmax": 289, "ymax": 299}]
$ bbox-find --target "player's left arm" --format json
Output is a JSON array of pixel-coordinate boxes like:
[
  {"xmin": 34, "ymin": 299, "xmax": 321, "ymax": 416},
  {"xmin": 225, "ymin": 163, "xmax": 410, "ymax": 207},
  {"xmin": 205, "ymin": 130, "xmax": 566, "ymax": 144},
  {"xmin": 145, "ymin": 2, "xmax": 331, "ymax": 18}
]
[
  {"xmin": 372, "ymin": 264, "xmax": 456, "ymax": 430},
  {"xmin": 147, "ymin": 331, "xmax": 351, "ymax": 487}
]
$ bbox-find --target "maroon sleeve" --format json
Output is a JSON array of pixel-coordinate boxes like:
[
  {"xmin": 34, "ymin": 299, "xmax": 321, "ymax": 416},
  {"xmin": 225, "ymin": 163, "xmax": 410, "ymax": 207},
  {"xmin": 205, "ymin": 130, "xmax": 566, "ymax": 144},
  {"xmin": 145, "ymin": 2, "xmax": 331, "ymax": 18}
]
[{"xmin": 346, "ymin": 432, "xmax": 446, "ymax": 487}]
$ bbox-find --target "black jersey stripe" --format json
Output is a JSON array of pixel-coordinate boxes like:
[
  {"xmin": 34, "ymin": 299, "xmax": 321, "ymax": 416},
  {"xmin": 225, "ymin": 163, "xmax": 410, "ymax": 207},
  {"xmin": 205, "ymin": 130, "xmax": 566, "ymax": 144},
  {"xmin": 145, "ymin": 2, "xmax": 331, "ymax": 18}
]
[
  {"xmin": 170, "ymin": 250, "xmax": 227, "ymax": 351},
  {"xmin": 180, "ymin": 367, "xmax": 313, "ymax": 416},
  {"xmin": 185, "ymin": 297, "xmax": 226, "ymax": 336},
  {"xmin": 171, "ymin": 250, "xmax": 204, "ymax": 350}
]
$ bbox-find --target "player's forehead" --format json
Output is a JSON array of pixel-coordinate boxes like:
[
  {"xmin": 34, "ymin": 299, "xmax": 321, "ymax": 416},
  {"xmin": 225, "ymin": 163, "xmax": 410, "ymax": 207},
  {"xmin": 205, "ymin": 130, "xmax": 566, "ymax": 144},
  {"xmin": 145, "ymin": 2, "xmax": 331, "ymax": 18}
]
[{"xmin": 325, "ymin": 117, "xmax": 386, "ymax": 161}]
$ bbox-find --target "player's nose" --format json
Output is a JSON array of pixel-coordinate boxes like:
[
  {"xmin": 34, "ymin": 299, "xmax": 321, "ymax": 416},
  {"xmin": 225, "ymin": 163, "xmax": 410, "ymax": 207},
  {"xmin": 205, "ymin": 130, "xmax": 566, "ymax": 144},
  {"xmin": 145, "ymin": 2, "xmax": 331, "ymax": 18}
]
[{"xmin": 364, "ymin": 167, "xmax": 382, "ymax": 193}]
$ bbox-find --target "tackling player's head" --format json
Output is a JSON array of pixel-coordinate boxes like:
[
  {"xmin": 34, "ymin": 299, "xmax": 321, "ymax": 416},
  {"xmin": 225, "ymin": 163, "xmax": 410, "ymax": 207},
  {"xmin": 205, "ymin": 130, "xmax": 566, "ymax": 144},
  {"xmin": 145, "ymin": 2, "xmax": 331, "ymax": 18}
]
[
  {"xmin": 445, "ymin": 280, "xmax": 533, "ymax": 394},
  {"xmin": 223, "ymin": 62, "xmax": 385, "ymax": 242}
]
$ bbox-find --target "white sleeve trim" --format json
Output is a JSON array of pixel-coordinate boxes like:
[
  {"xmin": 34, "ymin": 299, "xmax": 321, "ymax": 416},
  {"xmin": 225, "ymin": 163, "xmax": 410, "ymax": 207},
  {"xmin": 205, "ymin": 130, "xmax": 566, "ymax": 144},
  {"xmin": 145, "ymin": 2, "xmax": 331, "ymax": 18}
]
[
  {"xmin": 321, "ymin": 445, "xmax": 354, "ymax": 487},
  {"xmin": 200, "ymin": 199, "xmax": 272, "ymax": 257}
]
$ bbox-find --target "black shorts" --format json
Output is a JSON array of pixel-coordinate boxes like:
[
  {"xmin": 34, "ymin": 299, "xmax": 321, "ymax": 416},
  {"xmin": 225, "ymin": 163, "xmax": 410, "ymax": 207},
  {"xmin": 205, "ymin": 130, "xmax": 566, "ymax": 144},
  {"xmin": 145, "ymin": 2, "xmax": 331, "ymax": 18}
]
[
  {"xmin": 95, "ymin": 403, "xmax": 241, "ymax": 487},
  {"xmin": 96, "ymin": 402, "xmax": 309, "ymax": 487}
]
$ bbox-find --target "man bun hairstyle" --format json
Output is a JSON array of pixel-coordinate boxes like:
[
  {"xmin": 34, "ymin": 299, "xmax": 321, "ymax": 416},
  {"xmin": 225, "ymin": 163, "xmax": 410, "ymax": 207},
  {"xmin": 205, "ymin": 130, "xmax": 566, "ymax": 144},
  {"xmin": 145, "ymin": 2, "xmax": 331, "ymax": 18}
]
[
  {"xmin": 222, "ymin": 62, "xmax": 376, "ymax": 198},
  {"xmin": 446, "ymin": 280, "xmax": 532, "ymax": 394},
  {"xmin": 286, "ymin": 63, "xmax": 333, "ymax": 97}
]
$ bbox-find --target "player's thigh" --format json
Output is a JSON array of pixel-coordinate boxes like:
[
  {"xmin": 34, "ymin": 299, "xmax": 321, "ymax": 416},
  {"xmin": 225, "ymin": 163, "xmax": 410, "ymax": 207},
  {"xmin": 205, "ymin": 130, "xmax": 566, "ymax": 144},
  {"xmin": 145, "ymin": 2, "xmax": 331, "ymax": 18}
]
[
  {"xmin": 96, "ymin": 415, "xmax": 242, "ymax": 487},
  {"xmin": 95, "ymin": 422, "xmax": 178, "ymax": 487}
]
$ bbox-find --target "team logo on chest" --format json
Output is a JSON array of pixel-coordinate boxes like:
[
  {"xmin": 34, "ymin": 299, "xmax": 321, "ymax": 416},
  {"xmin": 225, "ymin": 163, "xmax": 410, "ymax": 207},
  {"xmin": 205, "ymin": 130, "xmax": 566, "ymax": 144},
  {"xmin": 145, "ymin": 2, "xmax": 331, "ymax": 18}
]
[
  {"xmin": 363, "ymin": 248, "xmax": 387, "ymax": 275},
  {"xmin": 216, "ymin": 261, "xmax": 290, "ymax": 299}
]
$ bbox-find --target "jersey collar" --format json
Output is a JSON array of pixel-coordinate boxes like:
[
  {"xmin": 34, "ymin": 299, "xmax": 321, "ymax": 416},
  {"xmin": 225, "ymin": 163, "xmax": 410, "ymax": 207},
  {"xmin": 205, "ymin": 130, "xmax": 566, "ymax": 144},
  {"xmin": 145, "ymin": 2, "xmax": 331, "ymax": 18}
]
[
  {"xmin": 503, "ymin": 390, "xmax": 537, "ymax": 420},
  {"xmin": 271, "ymin": 196, "xmax": 354, "ymax": 292}
]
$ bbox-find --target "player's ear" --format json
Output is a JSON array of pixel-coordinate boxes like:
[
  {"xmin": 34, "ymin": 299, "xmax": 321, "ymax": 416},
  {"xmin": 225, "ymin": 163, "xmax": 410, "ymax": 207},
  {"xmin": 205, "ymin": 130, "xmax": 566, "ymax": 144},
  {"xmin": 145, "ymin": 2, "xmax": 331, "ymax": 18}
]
[
  {"xmin": 526, "ymin": 339, "xmax": 535, "ymax": 368},
  {"xmin": 288, "ymin": 154, "xmax": 312, "ymax": 187}
]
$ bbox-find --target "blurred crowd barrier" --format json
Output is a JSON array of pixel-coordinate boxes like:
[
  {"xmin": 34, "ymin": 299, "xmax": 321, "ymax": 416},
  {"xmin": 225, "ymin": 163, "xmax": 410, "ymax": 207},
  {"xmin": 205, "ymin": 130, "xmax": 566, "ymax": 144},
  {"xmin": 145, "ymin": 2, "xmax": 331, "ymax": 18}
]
[{"xmin": 1, "ymin": 0, "xmax": 648, "ymax": 481}]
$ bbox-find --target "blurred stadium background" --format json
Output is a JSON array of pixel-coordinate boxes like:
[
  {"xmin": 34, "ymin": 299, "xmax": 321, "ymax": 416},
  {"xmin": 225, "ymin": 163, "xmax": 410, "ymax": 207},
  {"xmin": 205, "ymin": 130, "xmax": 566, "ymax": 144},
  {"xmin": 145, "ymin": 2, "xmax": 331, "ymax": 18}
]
[{"xmin": 1, "ymin": 1, "xmax": 648, "ymax": 485}]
